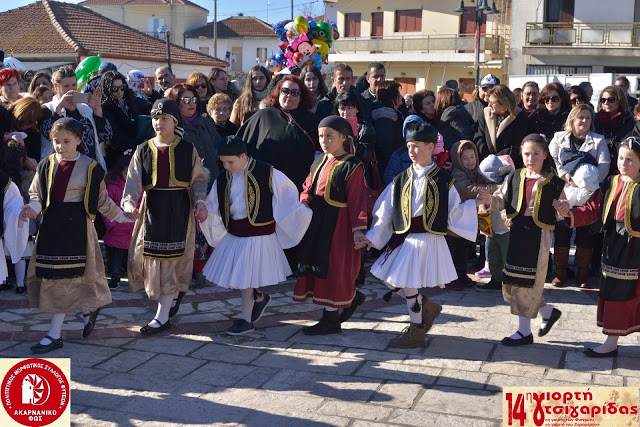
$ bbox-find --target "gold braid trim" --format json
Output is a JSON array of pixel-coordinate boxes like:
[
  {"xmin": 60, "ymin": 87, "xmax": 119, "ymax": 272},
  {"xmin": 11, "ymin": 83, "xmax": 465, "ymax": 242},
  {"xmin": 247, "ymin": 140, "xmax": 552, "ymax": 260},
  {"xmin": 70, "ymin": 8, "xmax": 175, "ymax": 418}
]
[
  {"xmin": 423, "ymin": 166, "xmax": 446, "ymax": 235},
  {"xmin": 395, "ymin": 167, "xmax": 413, "ymax": 234},
  {"xmin": 224, "ymin": 169, "xmax": 232, "ymax": 229},
  {"xmin": 532, "ymin": 172, "xmax": 555, "ymax": 231},
  {"xmin": 85, "ymin": 160, "xmax": 97, "ymax": 220},
  {"xmin": 143, "ymin": 139, "xmax": 158, "ymax": 191},
  {"xmin": 169, "ymin": 137, "xmax": 189, "ymax": 188},
  {"xmin": 602, "ymin": 175, "xmax": 619, "ymax": 228},
  {"xmin": 43, "ymin": 154, "xmax": 56, "ymax": 215},
  {"xmin": 245, "ymin": 158, "xmax": 275, "ymax": 226},
  {"xmin": 624, "ymin": 177, "xmax": 640, "ymax": 238},
  {"xmin": 506, "ymin": 168, "xmax": 526, "ymax": 220},
  {"xmin": 324, "ymin": 154, "xmax": 355, "ymax": 208},
  {"xmin": 3, "ymin": 177, "xmax": 10, "ymax": 194}
]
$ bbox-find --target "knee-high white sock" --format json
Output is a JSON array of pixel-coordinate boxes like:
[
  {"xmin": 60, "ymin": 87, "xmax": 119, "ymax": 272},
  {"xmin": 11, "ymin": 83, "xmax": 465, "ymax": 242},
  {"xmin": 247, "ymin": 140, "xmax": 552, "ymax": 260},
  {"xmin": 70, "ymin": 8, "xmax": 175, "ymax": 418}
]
[
  {"xmin": 539, "ymin": 304, "xmax": 554, "ymax": 329},
  {"xmin": 40, "ymin": 313, "xmax": 66, "ymax": 344},
  {"xmin": 240, "ymin": 288, "xmax": 255, "ymax": 323},
  {"xmin": 148, "ymin": 293, "xmax": 177, "ymax": 327},
  {"xmin": 324, "ymin": 306, "xmax": 337, "ymax": 312},
  {"xmin": 593, "ymin": 335, "xmax": 619, "ymax": 353},
  {"xmin": 404, "ymin": 291, "xmax": 423, "ymax": 324},
  {"xmin": 14, "ymin": 260, "xmax": 25, "ymax": 288}
]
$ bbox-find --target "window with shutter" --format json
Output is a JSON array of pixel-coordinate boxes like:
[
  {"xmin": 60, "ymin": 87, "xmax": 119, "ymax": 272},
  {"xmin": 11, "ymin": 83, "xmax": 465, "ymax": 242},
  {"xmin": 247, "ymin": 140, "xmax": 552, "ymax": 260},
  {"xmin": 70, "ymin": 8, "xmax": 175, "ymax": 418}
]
[
  {"xmin": 395, "ymin": 9, "xmax": 422, "ymax": 32},
  {"xmin": 344, "ymin": 13, "xmax": 361, "ymax": 37}
]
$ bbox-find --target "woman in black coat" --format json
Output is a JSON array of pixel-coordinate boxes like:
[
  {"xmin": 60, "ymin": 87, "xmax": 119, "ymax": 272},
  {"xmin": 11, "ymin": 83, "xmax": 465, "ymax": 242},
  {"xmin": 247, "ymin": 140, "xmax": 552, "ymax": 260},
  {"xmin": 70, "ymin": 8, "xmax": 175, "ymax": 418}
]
[
  {"xmin": 474, "ymin": 84, "xmax": 529, "ymax": 168},
  {"xmin": 371, "ymin": 81, "xmax": 404, "ymax": 177},
  {"xmin": 98, "ymin": 71, "xmax": 151, "ymax": 170},
  {"xmin": 594, "ymin": 85, "xmax": 635, "ymax": 175},
  {"xmin": 527, "ymin": 82, "xmax": 571, "ymax": 142}
]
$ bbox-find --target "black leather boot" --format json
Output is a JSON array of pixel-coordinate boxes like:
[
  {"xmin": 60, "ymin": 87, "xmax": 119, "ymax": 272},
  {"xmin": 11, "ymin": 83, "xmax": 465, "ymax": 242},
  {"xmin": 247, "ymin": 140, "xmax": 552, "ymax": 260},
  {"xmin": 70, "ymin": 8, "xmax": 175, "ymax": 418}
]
[{"xmin": 302, "ymin": 309, "xmax": 342, "ymax": 335}]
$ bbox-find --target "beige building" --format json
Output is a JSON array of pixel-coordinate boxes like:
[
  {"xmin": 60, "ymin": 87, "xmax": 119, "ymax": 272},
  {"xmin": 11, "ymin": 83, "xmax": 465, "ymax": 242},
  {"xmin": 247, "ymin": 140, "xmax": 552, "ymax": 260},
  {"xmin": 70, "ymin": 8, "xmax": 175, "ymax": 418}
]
[
  {"xmin": 80, "ymin": 0, "xmax": 208, "ymax": 47},
  {"xmin": 326, "ymin": 0, "xmax": 511, "ymax": 99}
]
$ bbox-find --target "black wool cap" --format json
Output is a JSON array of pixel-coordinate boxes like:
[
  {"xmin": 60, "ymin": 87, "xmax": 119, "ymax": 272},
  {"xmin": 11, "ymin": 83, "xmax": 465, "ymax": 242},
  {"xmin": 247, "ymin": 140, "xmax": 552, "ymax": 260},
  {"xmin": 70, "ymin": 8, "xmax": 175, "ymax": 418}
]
[
  {"xmin": 218, "ymin": 136, "xmax": 247, "ymax": 156},
  {"xmin": 318, "ymin": 115, "xmax": 353, "ymax": 137},
  {"xmin": 52, "ymin": 117, "xmax": 83, "ymax": 140},
  {"xmin": 151, "ymin": 98, "xmax": 184, "ymax": 133},
  {"xmin": 405, "ymin": 122, "xmax": 438, "ymax": 144}
]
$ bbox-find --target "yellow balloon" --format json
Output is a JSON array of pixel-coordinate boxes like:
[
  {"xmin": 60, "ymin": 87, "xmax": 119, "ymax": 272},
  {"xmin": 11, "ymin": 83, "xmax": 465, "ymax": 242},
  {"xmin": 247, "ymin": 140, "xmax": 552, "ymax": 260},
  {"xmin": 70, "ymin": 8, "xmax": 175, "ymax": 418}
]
[
  {"xmin": 294, "ymin": 16, "xmax": 308, "ymax": 35},
  {"xmin": 313, "ymin": 39, "xmax": 329, "ymax": 58}
]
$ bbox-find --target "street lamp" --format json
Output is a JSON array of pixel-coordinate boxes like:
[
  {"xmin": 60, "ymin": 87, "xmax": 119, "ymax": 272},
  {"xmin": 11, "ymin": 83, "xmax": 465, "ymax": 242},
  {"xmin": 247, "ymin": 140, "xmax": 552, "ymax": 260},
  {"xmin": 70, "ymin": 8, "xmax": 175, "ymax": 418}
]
[{"xmin": 454, "ymin": 0, "xmax": 500, "ymax": 87}]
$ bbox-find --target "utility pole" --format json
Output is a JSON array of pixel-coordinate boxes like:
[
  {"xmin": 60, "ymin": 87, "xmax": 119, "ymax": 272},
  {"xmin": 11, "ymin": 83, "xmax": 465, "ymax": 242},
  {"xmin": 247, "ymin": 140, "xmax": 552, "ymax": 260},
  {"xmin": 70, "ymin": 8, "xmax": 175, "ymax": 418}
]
[
  {"xmin": 290, "ymin": 0, "xmax": 293, "ymax": 20},
  {"xmin": 213, "ymin": 0, "xmax": 218, "ymax": 58},
  {"xmin": 166, "ymin": 31, "xmax": 172, "ymax": 68}
]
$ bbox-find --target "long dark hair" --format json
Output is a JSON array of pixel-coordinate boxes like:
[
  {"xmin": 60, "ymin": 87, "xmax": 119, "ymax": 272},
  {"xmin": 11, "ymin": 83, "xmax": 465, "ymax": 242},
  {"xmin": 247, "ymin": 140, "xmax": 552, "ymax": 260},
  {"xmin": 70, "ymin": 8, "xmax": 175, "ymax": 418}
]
[
  {"xmin": 98, "ymin": 71, "xmax": 136, "ymax": 113},
  {"xmin": 301, "ymin": 65, "xmax": 328, "ymax": 97},
  {"xmin": 537, "ymin": 82, "xmax": 570, "ymax": 112},
  {"xmin": 0, "ymin": 140, "xmax": 26, "ymax": 186},
  {"xmin": 521, "ymin": 134, "xmax": 555, "ymax": 174}
]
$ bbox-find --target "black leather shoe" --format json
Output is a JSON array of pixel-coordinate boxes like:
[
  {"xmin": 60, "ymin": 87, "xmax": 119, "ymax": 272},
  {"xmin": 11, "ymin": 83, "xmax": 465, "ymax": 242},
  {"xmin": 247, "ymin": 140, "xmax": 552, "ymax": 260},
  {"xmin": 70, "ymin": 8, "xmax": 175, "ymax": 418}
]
[
  {"xmin": 0, "ymin": 283, "xmax": 13, "ymax": 291},
  {"xmin": 140, "ymin": 319, "xmax": 171, "ymax": 335},
  {"xmin": 168, "ymin": 291, "xmax": 186, "ymax": 319},
  {"xmin": 82, "ymin": 308, "xmax": 101, "ymax": 339},
  {"xmin": 30, "ymin": 336, "xmax": 63, "ymax": 354},
  {"xmin": 501, "ymin": 331, "xmax": 534, "ymax": 346},
  {"xmin": 339, "ymin": 291, "xmax": 366, "ymax": 323},
  {"xmin": 15, "ymin": 286, "xmax": 26, "ymax": 295},
  {"xmin": 584, "ymin": 347, "xmax": 618, "ymax": 358},
  {"xmin": 538, "ymin": 308, "xmax": 562, "ymax": 337},
  {"xmin": 303, "ymin": 310, "xmax": 341, "ymax": 335}
]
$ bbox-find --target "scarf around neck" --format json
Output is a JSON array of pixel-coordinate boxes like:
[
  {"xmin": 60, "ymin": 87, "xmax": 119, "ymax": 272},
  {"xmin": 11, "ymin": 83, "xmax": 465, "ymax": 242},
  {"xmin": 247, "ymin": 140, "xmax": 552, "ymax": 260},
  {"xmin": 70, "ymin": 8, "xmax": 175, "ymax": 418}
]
[{"xmin": 598, "ymin": 109, "xmax": 623, "ymax": 130}]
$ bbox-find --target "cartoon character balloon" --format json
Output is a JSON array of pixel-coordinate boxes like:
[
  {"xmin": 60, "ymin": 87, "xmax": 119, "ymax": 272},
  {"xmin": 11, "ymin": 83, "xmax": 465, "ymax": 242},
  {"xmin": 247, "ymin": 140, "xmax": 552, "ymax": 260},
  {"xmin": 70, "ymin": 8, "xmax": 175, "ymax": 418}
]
[
  {"xmin": 75, "ymin": 54, "xmax": 101, "ymax": 91},
  {"xmin": 272, "ymin": 15, "xmax": 339, "ymax": 70}
]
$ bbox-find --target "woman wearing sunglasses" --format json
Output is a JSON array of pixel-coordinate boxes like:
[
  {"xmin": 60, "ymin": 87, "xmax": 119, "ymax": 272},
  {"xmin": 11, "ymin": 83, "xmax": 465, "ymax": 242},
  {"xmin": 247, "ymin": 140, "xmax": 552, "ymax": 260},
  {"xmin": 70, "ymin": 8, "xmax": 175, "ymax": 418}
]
[
  {"xmin": 168, "ymin": 83, "xmax": 222, "ymax": 288},
  {"xmin": 98, "ymin": 70, "xmax": 152, "ymax": 170},
  {"xmin": 527, "ymin": 82, "xmax": 571, "ymax": 143},
  {"xmin": 186, "ymin": 72, "xmax": 212, "ymax": 106},
  {"xmin": 594, "ymin": 85, "xmax": 634, "ymax": 176}
]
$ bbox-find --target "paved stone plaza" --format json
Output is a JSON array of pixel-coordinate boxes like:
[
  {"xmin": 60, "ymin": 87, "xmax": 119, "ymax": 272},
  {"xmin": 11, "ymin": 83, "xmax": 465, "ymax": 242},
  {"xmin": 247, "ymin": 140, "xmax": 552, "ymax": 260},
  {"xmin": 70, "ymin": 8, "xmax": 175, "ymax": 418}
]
[{"xmin": 0, "ymin": 266, "xmax": 639, "ymax": 426}]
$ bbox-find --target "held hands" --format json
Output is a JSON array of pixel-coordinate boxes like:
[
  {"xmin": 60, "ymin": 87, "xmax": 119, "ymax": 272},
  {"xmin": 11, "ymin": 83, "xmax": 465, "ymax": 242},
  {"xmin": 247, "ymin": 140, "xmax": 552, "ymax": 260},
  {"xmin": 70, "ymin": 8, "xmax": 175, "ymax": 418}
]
[
  {"xmin": 552, "ymin": 199, "xmax": 571, "ymax": 217},
  {"xmin": 194, "ymin": 201, "xmax": 208, "ymax": 223},
  {"xmin": 477, "ymin": 186, "xmax": 492, "ymax": 208},
  {"xmin": 123, "ymin": 200, "xmax": 140, "ymax": 221},
  {"xmin": 20, "ymin": 206, "xmax": 36, "ymax": 222},
  {"xmin": 354, "ymin": 231, "xmax": 372, "ymax": 250}
]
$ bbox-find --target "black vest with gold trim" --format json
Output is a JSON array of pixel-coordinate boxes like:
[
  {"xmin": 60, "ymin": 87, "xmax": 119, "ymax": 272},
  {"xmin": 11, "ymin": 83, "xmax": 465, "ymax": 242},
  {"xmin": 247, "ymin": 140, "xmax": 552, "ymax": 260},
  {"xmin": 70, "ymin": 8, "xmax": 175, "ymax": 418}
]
[
  {"xmin": 310, "ymin": 153, "xmax": 362, "ymax": 207},
  {"xmin": 37, "ymin": 154, "xmax": 105, "ymax": 220},
  {"xmin": 503, "ymin": 168, "xmax": 564, "ymax": 230},
  {"xmin": 0, "ymin": 171, "xmax": 10, "ymax": 238},
  {"xmin": 216, "ymin": 158, "xmax": 275, "ymax": 228},
  {"xmin": 391, "ymin": 165, "xmax": 453, "ymax": 235},
  {"xmin": 601, "ymin": 175, "xmax": 640, "ymax": 237},
  {"xmin": 137, "ymin": 138, "xmax": 193, "ymax": 190}
]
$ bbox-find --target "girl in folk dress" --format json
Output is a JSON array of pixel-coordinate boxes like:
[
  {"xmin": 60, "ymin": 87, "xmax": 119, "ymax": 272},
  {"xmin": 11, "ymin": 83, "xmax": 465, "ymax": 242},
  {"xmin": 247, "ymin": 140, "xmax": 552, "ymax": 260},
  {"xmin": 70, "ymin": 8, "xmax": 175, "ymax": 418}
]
[
  {"xmin": 358, "ymin": 122, "xmax": 479, "ymax": 348},
  {"xmin": 293, "ymin": 116, "xmax": 368, "ymax": 335},
  {"xmin": 478, "ymin": 134, "xmax": 566, "ymax": 346},
  {"xmin": 555, "ymin": 137, "xmax": 640, "ymax": 357},
  {"xmin": 200, "ymin": 136, "xmax": 312, "ymax": 335},
  {"xmin": 22, "ymin": 118, "xmax": 131, "ymax": 354},
  {"xmin": 122, "ymin": 99, "xmax": 208, "ymax": 334}
]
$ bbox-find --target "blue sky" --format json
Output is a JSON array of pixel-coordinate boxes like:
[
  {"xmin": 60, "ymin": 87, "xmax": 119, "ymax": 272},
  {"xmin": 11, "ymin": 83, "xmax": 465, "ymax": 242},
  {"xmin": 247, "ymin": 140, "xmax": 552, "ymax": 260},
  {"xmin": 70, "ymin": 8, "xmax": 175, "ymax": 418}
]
[{"xmin": 1, "ymin": 0, "xmax": 323, "ymax": 24}]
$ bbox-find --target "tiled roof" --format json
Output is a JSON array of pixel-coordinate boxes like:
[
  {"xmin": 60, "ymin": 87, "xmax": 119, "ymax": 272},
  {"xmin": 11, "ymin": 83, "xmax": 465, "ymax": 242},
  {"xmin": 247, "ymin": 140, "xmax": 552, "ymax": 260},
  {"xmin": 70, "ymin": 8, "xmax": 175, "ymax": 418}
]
[
  {"xmin": 79, "ymin": 0, "xmax": 208, "ymax": 13},
  {"xmin": 185, "ymin": 16, "xmax": 278, "ymax": 39},
  {"xmin": 0, "ymin": 0, "xmax": 226, "ymax": 66}
]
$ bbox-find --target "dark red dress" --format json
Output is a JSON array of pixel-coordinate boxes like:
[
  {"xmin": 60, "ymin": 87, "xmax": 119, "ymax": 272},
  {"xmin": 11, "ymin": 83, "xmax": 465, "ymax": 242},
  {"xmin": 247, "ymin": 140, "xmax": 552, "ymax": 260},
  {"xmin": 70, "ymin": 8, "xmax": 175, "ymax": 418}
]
[
  {"xmin": 571, "ymin": 180, "xmax": 640, "ymax": 336},
  {"xmin": 293, "ymin": 154, "xmax": 368, "ymax": 308}
]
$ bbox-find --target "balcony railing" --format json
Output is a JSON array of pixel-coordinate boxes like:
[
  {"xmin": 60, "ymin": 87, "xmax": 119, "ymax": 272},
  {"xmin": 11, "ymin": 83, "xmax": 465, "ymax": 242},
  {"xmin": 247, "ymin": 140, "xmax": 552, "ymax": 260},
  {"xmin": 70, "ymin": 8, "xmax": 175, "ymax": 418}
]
[
  {"xmin": 331, "ymin": 34, "xmax": 498, "ymax": 54},
  {"xmin": 526, "ymin": 22, "xmax": 640, "ymax": 47}
]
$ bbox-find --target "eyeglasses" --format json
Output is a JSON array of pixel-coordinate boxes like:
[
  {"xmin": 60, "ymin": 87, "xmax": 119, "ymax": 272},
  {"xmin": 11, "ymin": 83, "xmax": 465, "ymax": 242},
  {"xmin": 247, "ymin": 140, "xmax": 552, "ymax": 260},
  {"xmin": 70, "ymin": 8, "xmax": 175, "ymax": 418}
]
[
  {"xmin": 280, "ymin": 87, "xmax": 300, "ymax": 97},
  {"xmin": 111, "ymin": 85, "xmax": 127, "ymax": 93},
  {"xmin": 194, "ymin": 84, "xmax": 208, "ymax": 90},
  {"xmin": 180, "ymin": 96, "xmax": 199, "ymax": 104},
  {"xmin": 570, "ymin": 98, "xmax": 583, "ymax": 105},
  {"xmin": 543, "ymin": 95, "xmax": 560, "ymax": 103},
  {"xmin": 600, "ymin": 97, "xmax": 617, "ymax": 104}
]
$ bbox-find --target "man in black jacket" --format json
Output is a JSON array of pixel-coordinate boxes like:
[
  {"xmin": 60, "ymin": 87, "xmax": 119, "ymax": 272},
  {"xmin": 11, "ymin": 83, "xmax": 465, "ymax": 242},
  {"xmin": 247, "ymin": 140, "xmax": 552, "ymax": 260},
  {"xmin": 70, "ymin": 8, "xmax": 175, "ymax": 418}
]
[
  {"xmin": 142, "ymin": 66, "xmax": 175, "ymax": 104},
  {"xmin": 465, "ymin": 73, "xmax": 499, "ymax": 130},
  {"xmin": 316, "ymin": 64, "xmax": 371, "ymax": 122}
]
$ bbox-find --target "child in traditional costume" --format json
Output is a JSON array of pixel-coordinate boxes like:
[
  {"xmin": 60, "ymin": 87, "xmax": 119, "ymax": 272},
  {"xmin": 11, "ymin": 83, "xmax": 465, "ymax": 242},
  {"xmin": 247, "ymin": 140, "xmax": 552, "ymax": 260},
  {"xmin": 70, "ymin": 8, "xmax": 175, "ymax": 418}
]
[
  {"xmin": 122, "ymin": 99, "xmax": 208, "ymax": 334},
  {"xmin": 358, "ymin": 122, "xmax": 479, "ymax": 348},
  {"xmin": 293, "ymin": 116, "xmax": 368, "ymax": 335},
  {"xmin": 554, "ymin": 136, "xmax": 640, "ymax": 357},
  {"xmin": 200, "ymin": 136, "xmax": 312, "ymax": 335},
  {"xmin": 478, "ymin": 133, "xmax": 565, "ymax": 346},
  {"xmin": 22, "ymin": 118, "xmax": 130, "ymax": 354}
]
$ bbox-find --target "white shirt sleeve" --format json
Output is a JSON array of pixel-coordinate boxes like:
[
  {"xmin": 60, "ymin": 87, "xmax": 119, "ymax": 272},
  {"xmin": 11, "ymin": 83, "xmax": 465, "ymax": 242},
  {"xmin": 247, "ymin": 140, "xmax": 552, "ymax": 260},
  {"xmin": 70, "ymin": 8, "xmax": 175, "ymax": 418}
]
[
  {"xmin": 4, "ymin": 182, "xmax": 29, "ymax": 264},
  {"xmin": 365, "ymin": 182, "xmax": 394, "ymax": 250},
  {"xmin": 448, "ymin": 185, "xmax": 479, "ymax": 242},
  {"xmin": 272, "ymin": 168, "xmax": 312, "ymax": 249}
]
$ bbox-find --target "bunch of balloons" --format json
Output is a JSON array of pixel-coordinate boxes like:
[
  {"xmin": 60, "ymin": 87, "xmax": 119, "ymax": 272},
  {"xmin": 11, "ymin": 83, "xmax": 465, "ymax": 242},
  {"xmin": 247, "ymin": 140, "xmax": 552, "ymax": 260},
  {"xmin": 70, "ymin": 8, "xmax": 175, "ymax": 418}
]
[
  {"xmin": 272, "ymin": 15, "xmax": 339, "ymax": 69},
  {"xmin": 75, "ymin": 54, "xmax": 101, "ymax": 91}
]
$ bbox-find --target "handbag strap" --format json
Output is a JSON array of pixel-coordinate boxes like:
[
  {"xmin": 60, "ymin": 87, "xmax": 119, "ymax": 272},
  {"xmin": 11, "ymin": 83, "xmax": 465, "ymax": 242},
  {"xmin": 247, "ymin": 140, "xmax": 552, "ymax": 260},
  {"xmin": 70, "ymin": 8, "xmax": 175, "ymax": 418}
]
[{"xmin": 281, "ymin": 110, "xmax": 316, "ymax": 149}]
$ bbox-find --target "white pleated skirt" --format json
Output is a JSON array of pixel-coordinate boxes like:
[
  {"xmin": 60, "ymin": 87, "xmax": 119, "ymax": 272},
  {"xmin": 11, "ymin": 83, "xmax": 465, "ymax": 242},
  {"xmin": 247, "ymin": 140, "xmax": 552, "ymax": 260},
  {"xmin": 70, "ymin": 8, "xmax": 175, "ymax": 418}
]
[
  {"xmin": 370, "ymin": 232, "xmax": 458, "ymax": 289},
  {"xmin": 203, "ymin": 232, "xmax": 291, "ymax": 289},
  {"xmin": 0, "ymin": 241, "xmax": 7, "ymax": 284},
  {"xmin": 4, "ymin": 238, "xmax": 34, "ymax": 260}
]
